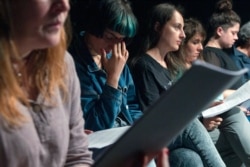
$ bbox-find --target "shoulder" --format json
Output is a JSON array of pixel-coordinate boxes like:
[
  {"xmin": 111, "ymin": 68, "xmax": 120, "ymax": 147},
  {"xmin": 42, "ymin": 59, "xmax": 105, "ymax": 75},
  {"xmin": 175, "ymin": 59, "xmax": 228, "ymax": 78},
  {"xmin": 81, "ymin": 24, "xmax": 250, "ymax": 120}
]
[{"xmin": 132, "ymin": 54, "xmax": 155, "ymax": 70}]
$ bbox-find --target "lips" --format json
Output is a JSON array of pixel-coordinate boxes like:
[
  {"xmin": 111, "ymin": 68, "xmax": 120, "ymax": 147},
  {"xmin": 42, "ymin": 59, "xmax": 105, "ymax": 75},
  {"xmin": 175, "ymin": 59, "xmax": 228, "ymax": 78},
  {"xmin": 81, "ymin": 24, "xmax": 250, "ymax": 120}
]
[
  {"xmin": 177, "ymin": 41, "xmax": 182, "ymax": 45},
  {"xmin": 46, "ymin": 20, "xmax": 62, "ymax": 27}
]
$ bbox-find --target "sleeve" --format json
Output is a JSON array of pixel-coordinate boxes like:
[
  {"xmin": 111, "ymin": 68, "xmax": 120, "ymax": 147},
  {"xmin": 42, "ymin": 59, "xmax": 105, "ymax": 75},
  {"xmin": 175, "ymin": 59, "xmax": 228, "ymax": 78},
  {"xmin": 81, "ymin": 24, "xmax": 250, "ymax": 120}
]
[
  {"xmin": 74, "ymin": 61, "xmax": 124, "ymax": 131},
  {"xmin": 124, "ymin": 66, "xmax": 143, "ymax": 121},
  {"xmin": 64, "ymin": 52, "xmax": 93, "ymax": 167}
]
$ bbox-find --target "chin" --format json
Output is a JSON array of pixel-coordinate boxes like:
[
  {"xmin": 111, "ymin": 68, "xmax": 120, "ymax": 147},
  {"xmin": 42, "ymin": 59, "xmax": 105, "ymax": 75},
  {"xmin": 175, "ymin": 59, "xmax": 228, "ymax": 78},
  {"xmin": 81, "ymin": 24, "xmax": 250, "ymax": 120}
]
[
  {"xmin": 42, "ymin": 36, "xmax": 61, "ymax": 48},
  {"xmin": 171, "ymin": 45, "xmax": 179, "ymax": 52}
]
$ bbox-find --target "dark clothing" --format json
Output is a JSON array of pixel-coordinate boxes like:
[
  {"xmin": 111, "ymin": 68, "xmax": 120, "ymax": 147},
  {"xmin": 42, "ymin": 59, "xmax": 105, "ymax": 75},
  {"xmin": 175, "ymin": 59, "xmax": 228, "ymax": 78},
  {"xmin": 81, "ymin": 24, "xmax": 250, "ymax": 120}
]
[
  {"xmin": 130, "ymin": 53, "xmax": 173, "ymax": 111},
  {"xmin": 129, "ymin": 53, "xmax": 226, "ymax": 167},
  {"xmin": 203, "ymin": 46, "xmax": 242, "ymax": 89},
  {"xmin": 228, "ymin": 46, "xmax": 250, "ymax": 84},
  {"xmin": 68, "ymin": 33, "xmax": 142, "ymax": 131}
]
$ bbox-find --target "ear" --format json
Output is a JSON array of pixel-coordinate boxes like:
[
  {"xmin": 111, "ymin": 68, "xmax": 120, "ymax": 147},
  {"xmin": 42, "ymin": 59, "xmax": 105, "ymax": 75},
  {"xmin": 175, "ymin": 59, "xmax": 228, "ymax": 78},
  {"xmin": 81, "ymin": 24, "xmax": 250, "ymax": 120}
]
[
  {"xmin": 216, "ymin": 26, "xmax": 224, "ymax": 37},
  {"xmin": 154, "ymin": 22, "xmax": 161, "ymax": 32}
]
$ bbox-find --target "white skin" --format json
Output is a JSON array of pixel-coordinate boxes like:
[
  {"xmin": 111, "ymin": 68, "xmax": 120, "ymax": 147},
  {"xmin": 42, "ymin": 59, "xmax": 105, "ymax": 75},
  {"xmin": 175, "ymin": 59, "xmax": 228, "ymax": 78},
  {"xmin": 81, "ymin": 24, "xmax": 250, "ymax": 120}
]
[
  {"xmin": 85, "ymin": 29, "xmax": 128, "ymax": 89},
  {"xmin": 10, "ymin": 0, "xmax": 70, "ymax": 100},
  {"xmin": 147, "ymin": 10, "xmax": 185, "ymax": 67},
  {"xmin": 183, "ymin": 33, "xmax": 204, "ymax": 68},
  {"xmin": 206, "ymin": 23, "xmax": 240, "ymax": 49},
  {"xmin": 10, "ymin": 0, "xmax": 70, "ymax": 58}
]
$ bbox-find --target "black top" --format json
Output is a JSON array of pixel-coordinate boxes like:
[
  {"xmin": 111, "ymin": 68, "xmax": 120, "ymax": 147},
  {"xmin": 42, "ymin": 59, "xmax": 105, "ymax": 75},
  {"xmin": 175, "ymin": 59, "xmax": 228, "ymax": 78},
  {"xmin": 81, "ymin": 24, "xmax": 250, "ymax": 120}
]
[
  {"xmin": 129, "ymin": 53, "xmax": 173, "ymax": 111},
  {"xmin": 203, "ymin": 46, "xmax": 242, "ymax": 89}
]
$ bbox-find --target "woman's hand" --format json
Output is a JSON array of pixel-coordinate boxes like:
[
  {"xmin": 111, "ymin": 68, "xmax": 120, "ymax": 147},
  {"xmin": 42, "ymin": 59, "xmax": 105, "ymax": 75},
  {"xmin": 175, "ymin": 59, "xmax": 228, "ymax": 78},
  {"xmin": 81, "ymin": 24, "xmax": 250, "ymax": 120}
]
[
  {"xmin": 101, "ymin": 41, "xmax": 129, "ymax": 89},
  {"xmin": 202, "ymin": 116, "xmax": 223, "ymax": 131}
]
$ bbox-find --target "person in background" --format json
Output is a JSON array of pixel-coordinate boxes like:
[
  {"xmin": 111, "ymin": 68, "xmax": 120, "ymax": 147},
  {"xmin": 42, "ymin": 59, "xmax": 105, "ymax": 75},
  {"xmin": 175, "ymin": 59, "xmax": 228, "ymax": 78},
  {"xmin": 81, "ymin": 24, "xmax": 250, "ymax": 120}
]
[
  {"xmin": 0, "ymin": 0, "xmax": 169, "ymax": 166},
  {"xmin": 69, "ymin": 0, "xmax": 143, "ymax": 132},
  {"xmin": 227, "ymin": 21, "xmax": 250, "ymax": 120},
  {"xmin": 228, "ymin": 21, "xmax": 250, "ymax": 85},
  {"xmin": 129, "ymin": 3, "xmax": 225, "ymax": 167},
  {"xmin": 173, "ymin": 16, "xmax": 250, "ymax": 167},
  {"xmin": 0, "ymin": 0, "xmax": 93, "ymax": 166},
  {"xmin": 68, "ymin": 0, "xmax": 170, "ymax": 166},
  {"xmin": 203, "ymin": 0, "xmax": 242, "ymax": 90}
]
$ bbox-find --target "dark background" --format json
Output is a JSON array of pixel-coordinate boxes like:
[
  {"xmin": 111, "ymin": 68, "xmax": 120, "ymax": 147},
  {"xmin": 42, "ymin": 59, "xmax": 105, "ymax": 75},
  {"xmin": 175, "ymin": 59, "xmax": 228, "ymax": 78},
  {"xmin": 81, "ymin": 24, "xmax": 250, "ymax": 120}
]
[
  {"xmin": 69, "ymin": 0, "xmax": 250, "ymax": 58},
  {"xmin": 70, "ymin": 0, "xmax": 250, "ymax": 32},
  {"xmin": 131, "ymin": 0, "xmax": 250, "ymax": 25}
]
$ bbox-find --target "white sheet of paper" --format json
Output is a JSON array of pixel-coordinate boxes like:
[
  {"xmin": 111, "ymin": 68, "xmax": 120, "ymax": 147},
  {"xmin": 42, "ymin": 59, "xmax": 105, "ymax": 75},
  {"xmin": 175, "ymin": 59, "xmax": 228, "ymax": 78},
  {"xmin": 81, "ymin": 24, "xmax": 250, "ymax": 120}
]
[
  {"xmin": 87, "ymin": 126, "xmax": 130, "ymax": 148},
  {"xmin": 92, "ymin": 61, "xmax": 248, "ymax": 167},
  {"xmin": 202, "ymin": 80, "xmax": 250, "ymax": 118}
]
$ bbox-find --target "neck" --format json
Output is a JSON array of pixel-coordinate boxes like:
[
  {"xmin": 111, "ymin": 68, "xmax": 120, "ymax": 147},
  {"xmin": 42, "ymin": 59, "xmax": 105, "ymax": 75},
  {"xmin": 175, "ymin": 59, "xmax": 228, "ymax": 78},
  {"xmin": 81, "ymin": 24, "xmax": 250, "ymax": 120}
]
[
  {"xmin": 206, "ymin": 39, "xmax": 222, "ymax": 49},
  {"xmin": 147, "ymin": 47, "xmax": 168, "ymax": 68}
]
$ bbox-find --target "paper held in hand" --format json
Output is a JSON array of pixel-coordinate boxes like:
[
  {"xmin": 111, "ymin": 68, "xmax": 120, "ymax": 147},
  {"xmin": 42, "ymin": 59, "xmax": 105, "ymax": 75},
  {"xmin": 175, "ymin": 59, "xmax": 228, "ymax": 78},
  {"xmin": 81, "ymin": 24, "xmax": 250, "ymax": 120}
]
[
  {"xmin": 91, "ymin": 61, "xmax": 247, "ymax": 167},
  {"xmin": 202, "ymin": 80, "xmax": 250, "ymax": 118}
]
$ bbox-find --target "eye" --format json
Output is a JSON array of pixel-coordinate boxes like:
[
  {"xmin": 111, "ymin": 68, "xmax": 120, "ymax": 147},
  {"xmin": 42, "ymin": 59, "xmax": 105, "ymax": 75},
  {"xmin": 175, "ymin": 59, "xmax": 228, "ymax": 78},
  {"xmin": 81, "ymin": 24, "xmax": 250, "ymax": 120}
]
[
  {"xmin": 104, "ymin": 34, "xmax": 114, "ymax": 40},
  {"xmin": 174, "ymin": 24, "xmax": 182, "ymax": 30},
  {"xmin": 192, "ymin": 40, "xmax": 200, "ymax": 45}
]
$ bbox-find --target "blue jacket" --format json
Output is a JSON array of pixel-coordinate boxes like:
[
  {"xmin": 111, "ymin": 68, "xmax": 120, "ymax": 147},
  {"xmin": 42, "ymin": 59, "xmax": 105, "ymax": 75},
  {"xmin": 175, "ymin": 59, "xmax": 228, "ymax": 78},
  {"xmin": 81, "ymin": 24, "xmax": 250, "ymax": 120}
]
[
  {"xmin": 229, "ymin": 46, "xmax": 250, "ymax": 84},
  {"xmin": 69, "ymin": 33, "xmax": 143, "ymax": 131}
]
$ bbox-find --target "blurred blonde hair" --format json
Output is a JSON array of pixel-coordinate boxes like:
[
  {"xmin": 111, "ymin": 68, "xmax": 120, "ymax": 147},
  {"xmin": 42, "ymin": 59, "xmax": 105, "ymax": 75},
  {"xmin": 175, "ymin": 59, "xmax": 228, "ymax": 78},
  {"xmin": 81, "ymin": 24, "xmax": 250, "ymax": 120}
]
[{"xmin": 0, "ymin": 0, "xmax": 67, "ymax": 127}]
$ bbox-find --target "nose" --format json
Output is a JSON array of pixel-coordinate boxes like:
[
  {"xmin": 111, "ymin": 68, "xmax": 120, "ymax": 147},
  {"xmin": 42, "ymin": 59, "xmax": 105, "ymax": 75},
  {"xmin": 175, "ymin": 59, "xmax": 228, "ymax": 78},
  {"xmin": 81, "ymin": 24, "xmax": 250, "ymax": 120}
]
[
  {"xmin": 198, "ymin": 43, "xmax": 203, "ymax": 51},
  {"xmin": 235, "ymin": 34, "xmax": 238, "ymax": 40},
  {"xmin": 180, "ymin": 29, "xmax": 186, "ymax": 39},
  {"xmin": 52, "ymin": 0, "xmax": 70, "ymax": 14}
]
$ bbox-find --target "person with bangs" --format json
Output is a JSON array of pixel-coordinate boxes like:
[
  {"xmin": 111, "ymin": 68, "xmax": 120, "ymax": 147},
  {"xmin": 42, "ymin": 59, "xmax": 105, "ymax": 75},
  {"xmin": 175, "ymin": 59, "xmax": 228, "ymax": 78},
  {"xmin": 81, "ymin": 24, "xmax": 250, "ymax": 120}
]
[
  {"xmin": 169, "ymin": 17, "xmax": 250, "ymax": 167},
  {"xmin": 68, "ymin": 0, "xmax": 164, "ymax": 165},
  {"xmin": 69, "ymin": 0, "xmax": 141, "ymax": 133}
]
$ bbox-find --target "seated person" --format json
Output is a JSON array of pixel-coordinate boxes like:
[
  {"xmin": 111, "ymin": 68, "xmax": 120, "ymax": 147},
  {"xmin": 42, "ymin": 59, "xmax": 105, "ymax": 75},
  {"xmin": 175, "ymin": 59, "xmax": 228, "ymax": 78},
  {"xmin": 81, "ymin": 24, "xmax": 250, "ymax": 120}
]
[
  {"xmin": 228, "ymin": 21, "xmax": 250, "ymax": 85},
  {"xmin": 169, "ymin": 17, "xmax": 250, "ymax": 167},
  {"xmin": 129, "ymin": 2, "xmax": 225, "ymax": 167}
]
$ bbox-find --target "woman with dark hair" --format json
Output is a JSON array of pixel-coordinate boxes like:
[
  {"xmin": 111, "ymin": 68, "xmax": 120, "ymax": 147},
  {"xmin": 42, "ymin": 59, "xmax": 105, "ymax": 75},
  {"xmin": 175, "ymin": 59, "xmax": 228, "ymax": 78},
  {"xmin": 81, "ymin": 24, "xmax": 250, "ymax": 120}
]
[
  {"xmin": 202, "ymin": 0, "xmax": 250, "ymax": 166},
  {"xmin": 167, "ymin": 18, "xmax": 207, "ymax": 81},
  {"xmin": 204, "ymin": 0, "xmax": 242, "ymax": 89},
  {"xmin": 171, "ymin": 17, "xmax": 250, "ymax": 167},
  {"xmin": 68, "ymin": 0, "xmax": 170, "ymax": 166},
  {"xmin": 129, "ymin": 3, "xmax": 225, "ymax": 167},
  {"xmin": 69, "ymin": 0, "xmax": 141, "ymax": 131}
]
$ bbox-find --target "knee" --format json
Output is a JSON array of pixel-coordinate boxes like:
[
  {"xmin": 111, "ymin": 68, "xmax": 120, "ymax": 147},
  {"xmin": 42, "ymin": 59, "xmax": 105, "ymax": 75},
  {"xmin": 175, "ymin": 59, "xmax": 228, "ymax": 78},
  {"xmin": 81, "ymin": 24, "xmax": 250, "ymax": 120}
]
[{"xmin": 169, "ymin": 148, "xmax": 203, "ymax": 167}]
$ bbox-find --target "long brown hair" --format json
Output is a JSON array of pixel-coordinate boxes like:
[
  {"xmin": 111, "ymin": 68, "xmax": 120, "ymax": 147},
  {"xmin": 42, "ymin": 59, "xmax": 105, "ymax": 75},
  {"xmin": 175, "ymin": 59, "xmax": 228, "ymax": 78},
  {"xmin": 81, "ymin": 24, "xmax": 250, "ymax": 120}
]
[
  {"xmin": 0, "ymin": 0, "xmax": 67, "ymax": 127},
  {"xmin": 167, "ymin": 18, "xmax": 206, "ymax": 80}
]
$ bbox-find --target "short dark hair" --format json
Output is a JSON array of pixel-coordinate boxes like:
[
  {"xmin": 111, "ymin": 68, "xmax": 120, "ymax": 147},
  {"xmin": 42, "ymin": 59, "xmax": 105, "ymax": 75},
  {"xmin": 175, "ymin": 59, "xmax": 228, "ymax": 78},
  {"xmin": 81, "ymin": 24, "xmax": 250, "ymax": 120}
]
[
  {"xmin": 183, "ymin": 18, "xmax": 206, "ymax": 45},
  {"xmin": 85, "ymin": 0, "xmax": 138, "ymax": 38}
]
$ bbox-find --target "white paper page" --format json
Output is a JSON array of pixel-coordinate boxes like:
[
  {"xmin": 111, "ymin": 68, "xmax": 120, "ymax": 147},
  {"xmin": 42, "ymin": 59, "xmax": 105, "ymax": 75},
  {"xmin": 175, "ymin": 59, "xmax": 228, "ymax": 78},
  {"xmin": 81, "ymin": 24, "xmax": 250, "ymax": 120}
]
[
  {"xmin": 87, "ymin": 126, "xmax": 130, "ymax": 148},
  {"xmin": 202, "ymin": 80, "xmax": 250, "ymax": 118}
]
